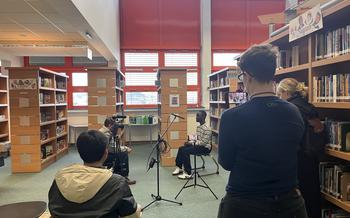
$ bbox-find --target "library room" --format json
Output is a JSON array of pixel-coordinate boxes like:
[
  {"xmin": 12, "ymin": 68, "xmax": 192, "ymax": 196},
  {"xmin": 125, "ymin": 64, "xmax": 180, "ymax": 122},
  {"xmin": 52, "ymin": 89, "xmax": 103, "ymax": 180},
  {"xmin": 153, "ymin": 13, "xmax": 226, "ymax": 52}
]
[{"xmin": 0, "ymin": 0, "xmax": 350, "ymax": 217}]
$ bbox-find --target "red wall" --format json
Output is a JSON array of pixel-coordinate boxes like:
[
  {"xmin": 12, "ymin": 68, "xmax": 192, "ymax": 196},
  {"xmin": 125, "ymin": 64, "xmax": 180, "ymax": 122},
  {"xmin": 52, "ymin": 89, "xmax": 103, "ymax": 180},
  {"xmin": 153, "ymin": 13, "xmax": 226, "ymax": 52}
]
[
  {"xmin": 212, "ymin": 0, "xmax": 285, "ymax": 50},
  {"xmin": 121, "ymin": 0, "xmax": 284, "ymax": 51},
  {"xmin": 120, "ymin": 0, "xmax": 200, "ymax": 50}
]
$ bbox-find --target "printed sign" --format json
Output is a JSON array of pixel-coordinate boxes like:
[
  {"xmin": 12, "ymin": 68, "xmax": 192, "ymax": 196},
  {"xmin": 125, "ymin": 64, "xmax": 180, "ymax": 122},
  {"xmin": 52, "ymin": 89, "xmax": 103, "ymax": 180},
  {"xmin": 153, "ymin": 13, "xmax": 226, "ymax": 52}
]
[
  {"xmin": 9, "ymin": 79, "xmax": 37, "ymax": 90},
  {"xmin": 289, "ymin": 4, "xmax": 323, "ymax": 42}
]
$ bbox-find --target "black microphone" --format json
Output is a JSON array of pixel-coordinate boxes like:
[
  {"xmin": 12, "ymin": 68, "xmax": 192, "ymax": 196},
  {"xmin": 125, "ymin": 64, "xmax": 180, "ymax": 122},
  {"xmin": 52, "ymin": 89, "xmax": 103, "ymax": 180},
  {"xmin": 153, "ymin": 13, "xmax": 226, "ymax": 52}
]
[
  {"xmin": 112, "ymin": 114, "xmax": 127, "ymax": 119},
  {"xmin": 171, "ymin": 113, "xmax": 184, "ymax": 120}
]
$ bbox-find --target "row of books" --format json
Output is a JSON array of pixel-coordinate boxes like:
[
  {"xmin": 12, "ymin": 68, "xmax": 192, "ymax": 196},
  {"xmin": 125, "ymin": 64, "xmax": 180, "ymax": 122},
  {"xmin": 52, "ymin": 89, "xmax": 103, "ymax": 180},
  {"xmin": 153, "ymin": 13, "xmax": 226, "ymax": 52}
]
[
  {"xmin": 40, "ymin": 138, "xmax": 67, "ymax": 160},
  {"xmin": 315, "ymin": 25, "xmax": 350, "ymax": 60},
  {"xmin": 210, "ymin": 107, "xmax": 219, "ymax": 117},
  {"xmin": 56, "ymin": 81, "xmax": 66, "ymax": 90},
  {"xmin": 324, "ymin": 119, "xmax": 350, "ymax": 151},
  {"xmin": 56, "ymin": 125, "xmax": 65, "ymax": 135},
  {"xmin": 39, "ymin": 93, "xmax": 52, "ymax": 104},
  {"xmin": 210, "ymin": 120, "xmax": 218, "ymax": 132},
  {"xmin": 320, "ymin": 162, "xmax": 350, "ymax": 201},
  {"xmin": 39, "ymin": 77, "xmax": 53, "ymax": 88},
  {"xmin": 322, "ymin": 208, "xmax": 350, "ymax": 218},
  {"xmin": 209, "ymin": 77, "xmax": 229, "ymax": 88},
  {"xmin": 312, "ymin": 74, "xmax": 350, "ymax": 102},
  {"xmin": 56, "ymin": 93, "xmax": 66, "ymax": 104},
  {"xmin": 210, "ymin": 93, "xmax": 218, "ymax": 101},
  {"xmin": 277, "ymin": 46, "xmax": 300, "ymax": 69}
]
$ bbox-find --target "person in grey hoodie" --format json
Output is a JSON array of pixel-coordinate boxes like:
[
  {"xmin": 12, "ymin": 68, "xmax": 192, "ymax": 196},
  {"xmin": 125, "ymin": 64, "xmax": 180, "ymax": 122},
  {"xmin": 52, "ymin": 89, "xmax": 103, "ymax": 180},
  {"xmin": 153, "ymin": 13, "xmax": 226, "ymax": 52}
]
[{"xmin": 48, "ymin": 130, "xmax": 141, "ymax": 218}]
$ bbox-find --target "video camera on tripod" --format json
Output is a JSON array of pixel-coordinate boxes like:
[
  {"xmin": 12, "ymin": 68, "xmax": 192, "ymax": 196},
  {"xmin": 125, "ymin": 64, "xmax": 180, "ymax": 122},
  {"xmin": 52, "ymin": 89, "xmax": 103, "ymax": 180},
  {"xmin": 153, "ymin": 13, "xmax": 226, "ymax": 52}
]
[{"xmin": 110, "ymin": 114, "xmax": 127, "ymax": 136}]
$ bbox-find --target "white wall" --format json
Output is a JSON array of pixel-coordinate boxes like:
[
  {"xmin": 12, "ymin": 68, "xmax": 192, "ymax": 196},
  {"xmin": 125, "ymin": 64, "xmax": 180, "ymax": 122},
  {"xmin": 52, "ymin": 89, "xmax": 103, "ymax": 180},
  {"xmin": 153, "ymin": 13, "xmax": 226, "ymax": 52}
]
[
  {"xmin": 0, "ymin": 50, "xmax": 23, "ymax": 71},
  {"xmin": 200, "ymin": 0, "xmax": 211, "ymax": 109},
  {"xmin": 71, "ymin": 0, "xmax": 120, "ymax": 66}
]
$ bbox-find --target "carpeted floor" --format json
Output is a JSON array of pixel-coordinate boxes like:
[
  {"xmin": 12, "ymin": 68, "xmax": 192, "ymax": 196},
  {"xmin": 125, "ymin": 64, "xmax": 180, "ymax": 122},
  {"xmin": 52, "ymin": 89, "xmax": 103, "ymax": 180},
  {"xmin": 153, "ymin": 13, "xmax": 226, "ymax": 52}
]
[{"xmin": 0, "ymin": 143, "xmax": 229, "ymax": 218}]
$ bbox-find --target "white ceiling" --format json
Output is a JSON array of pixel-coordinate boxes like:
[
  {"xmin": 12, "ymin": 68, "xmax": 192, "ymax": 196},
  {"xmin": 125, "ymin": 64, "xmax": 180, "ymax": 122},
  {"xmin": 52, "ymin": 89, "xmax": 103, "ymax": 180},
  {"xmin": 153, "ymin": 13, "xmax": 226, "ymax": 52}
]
[{"xmin": 0, "ymin": 0, "xmax": 103, "ymax": 57}]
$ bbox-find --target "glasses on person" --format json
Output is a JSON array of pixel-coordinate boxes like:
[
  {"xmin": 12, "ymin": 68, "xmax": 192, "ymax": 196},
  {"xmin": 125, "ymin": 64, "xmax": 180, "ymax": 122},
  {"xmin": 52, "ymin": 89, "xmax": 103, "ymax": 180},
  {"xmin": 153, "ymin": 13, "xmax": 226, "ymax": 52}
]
[{"xmin": 237, "ymin": 72, "xmax": 244, "ymax": 81}]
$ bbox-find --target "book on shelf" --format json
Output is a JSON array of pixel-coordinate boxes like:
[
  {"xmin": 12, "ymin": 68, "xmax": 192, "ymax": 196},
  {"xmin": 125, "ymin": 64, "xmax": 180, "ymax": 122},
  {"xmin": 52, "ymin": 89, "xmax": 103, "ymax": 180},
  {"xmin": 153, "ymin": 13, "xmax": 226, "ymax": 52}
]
[
  {"xmin": 210, "ymin": 107, "xmax": 219, "ymax": 116},
  {"xmin": 57, "ymin": 139, "xmax": 66, "ymax": 150},
  {"xmin": 56, "ymin": 93, "xmax": 66, "ymax": 104},
  {"xmin": 56, "ymin": 81, "xmax": 66, "ymax": 89},
  {"xmin": 40, "ymin": 111, "xmax": 52, "ymax": 123},
  {"xmin": 40, "ymin": 129, "xmax": 50, "ymax": 141},
  {"xmin": 322, "ymin": 207, "xmax": 350, "ymax": 218},
  {"xmin": 39, "ymin": 76, "xmax": 53, "ymax": 88},
  {"xmin": 210, "ymin": 80, "xmax": 218, "ymax": 88},
  {"xmin": 324, "ymin": 120, "xmax": 350, "ymax": 151},
  {"xmin": 56, "ymin": 125, "xmax": 65, "ymax": 135},
  {"xmin": 315, "ymin": 25, "xmax": 350, "ymax": 60},
  {"xmin": 41, "ymin": 144, "xmax": 53, "ymax": 159},
  {"xmin": 39, "ymin": 93, "xmax": 52, "ymax": 104},
  {"xmin": 277, "ymin": 46, "xmax": 300, "ymax": 69},
  {"xmin": 56, "ymin": 110, "xmax": 65, "ymax": 120},
  {"xmin": 313, "ymin": 74, "xmax": 350, "ymax": 103},
  {"xmin": 210, "ymin": 93, "xmax": 218, "ymax": 101},
  {"xmin": 319, "ymin": 162, "xmax": 350, "ymax": 201}
]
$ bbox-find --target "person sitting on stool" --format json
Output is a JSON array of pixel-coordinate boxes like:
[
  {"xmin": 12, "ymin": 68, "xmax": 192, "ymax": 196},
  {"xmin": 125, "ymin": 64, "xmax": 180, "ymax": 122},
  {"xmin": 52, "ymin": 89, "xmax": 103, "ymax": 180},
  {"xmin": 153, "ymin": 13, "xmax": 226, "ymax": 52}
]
[
  {"xmin": 172, "ymin": 110, "xmax": 211, "ymax": 179},
  {"xmin": 99, "ymin": 117, "xmax": 136, "ymax": 185}
]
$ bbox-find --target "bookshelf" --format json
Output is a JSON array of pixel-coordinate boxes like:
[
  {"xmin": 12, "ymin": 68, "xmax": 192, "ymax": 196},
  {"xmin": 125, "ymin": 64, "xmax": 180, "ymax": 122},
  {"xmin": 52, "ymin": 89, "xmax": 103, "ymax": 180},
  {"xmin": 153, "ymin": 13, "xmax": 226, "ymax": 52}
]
[
  {"xmin": 157, "ymin": 68, "xmax": 187, "ymax": 166},
  {"xmin": 263, "ymin": 1, "xmax": 350, "ymax": 212},
  {"xmin": 87, "ymin": 68, "xmax": 125, "ymax": 141},
  {"xmin": 0, "ymin": 75, "xmax": 9, "ymax": 145},
  {"xmin": 7, "ymin": 67, "xmax": 68, "ymax": 173},
  {"xmin": 208, "ymin": 67, "xmax": 239, "ymax": 148}
]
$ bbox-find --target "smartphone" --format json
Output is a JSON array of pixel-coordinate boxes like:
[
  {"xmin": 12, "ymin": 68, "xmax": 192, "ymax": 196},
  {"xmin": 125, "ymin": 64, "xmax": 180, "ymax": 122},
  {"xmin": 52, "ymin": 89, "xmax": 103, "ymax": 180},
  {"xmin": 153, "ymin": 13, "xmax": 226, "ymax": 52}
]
[{"xmin": 228, "ymin": 92, "xmax": 248, "ymax": 105}]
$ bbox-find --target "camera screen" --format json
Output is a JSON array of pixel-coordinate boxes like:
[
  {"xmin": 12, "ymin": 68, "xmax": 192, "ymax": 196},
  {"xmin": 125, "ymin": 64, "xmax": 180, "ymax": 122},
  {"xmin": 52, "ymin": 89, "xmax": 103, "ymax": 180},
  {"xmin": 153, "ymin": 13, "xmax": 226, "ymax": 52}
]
[{"xmin": 228, "ymin": 92, "xmax": 248, "ymax": 105}]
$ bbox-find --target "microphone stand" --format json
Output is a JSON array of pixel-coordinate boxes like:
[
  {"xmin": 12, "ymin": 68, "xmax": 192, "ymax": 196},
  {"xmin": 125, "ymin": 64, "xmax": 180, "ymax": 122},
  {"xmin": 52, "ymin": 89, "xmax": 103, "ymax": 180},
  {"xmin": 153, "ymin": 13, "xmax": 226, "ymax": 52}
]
[{"xmin": 142, "ymin": 115, "xmax": 182, "ymax": 211}]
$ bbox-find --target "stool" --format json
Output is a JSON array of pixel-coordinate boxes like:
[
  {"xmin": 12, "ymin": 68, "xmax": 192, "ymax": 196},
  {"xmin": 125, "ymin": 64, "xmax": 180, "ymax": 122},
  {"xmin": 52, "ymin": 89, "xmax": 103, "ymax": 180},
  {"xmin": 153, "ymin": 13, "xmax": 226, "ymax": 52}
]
[{"xmin": 0, "ymin": 201, "xmax": 47, "ymax": 218}]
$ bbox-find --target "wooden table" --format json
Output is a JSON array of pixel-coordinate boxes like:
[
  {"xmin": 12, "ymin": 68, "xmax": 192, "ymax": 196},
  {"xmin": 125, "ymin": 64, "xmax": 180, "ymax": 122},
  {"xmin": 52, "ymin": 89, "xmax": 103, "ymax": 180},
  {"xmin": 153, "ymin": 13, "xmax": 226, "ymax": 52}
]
[{"xmin": 0, "ymin": 201, "xmax": 46, "ymax": 218}]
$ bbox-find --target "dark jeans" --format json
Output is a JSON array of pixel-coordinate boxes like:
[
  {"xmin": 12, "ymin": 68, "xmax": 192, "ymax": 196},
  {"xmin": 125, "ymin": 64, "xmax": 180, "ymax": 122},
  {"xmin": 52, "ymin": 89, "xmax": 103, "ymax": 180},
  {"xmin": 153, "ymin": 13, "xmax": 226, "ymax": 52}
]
[
  {"xmin": 298, "ymin": 152, "xmax": 321, "ymax": 218},
  {"xmin": 175, "ymin": 142, "xmax": 210, "ymax": 174},
  {"xmin": 103, "ymin": 151, "xmax": 129, "ymax": 177},
  {"xmin": 218, "ymin": 189, "xmax": 308, "ymax": 218}
]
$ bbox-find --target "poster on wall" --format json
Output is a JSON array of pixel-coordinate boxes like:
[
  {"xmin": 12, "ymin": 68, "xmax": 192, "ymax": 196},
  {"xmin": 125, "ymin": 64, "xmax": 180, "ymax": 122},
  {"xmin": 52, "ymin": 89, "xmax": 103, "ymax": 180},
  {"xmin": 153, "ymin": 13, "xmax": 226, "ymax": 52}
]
[
  {"xmin": 9, "ymin": 79, "xmax": 37, "ymax": 90},
  {"xmin": 289, "ymin": 4, "xmax": 323, "ymax": 42},
  {"xmin": 169, "ymin": 94, "xmax": 180, "ymax": 107}
]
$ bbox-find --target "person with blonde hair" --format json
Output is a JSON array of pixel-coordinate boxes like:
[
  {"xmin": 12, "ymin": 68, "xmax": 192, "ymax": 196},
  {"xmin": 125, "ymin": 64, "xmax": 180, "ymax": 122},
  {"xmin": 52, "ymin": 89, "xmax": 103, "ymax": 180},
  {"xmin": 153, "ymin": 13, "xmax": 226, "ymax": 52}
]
[{"xmin": 277, "ymin": 78, "xmax": 326, "ymax": 218}]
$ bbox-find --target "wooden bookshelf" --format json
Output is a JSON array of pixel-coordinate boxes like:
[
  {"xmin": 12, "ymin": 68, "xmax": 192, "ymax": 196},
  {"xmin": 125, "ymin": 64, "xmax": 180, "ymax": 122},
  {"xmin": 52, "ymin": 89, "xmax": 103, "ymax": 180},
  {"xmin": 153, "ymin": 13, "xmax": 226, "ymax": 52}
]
[
  {"xmin": 275, "ymin": 63, "xmax": 310, "ymax": 76},
  {"xmin": 263, "ymin": 0, "xmax": 350, "ymax": 212},
  {"xmin": 326, "ymin": 148, "xmax": 350, "ymax": 161},
  {"xmin": 313, "ymin": 102, "xmax": 350, "ymax": 109},
  {"xmin": 0, "ymin": 74, "xmax": 9, "ymax": 148},
  {"xmin": 208, "ymin": 67, "xmax": 239, "ymax": 147},
  {"xmin": 7, "ymin": 67, "xmax": 69, "ymax": 173},
  {"xmin": 87, "ymin": 68, "xmax": 125, "ymax": 142},
  {"xmin": 157, "ymin": 68, "xmax": 187, "ymax": 166},
  {"xmin": 322, "ymin": 192, "xmax": 350, "ymax": 213}
]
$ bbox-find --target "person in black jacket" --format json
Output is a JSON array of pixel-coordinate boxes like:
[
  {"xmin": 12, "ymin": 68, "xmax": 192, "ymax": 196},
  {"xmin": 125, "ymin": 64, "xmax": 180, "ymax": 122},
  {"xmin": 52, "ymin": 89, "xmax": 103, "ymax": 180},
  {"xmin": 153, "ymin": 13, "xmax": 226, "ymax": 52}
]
[
  {"xmin": 277, "ymin": 78, "xmax": 326, "ymax": 218},
  {"xmin": 218, "ymin": 44, "xmax": 307, "ymax": 218}
]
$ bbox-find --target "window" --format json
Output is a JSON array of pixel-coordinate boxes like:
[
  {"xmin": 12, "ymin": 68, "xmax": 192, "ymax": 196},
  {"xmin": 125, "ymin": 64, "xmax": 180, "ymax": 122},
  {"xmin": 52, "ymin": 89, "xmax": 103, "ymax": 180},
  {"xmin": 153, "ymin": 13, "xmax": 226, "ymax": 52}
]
[
  {"xmin": 122, "ymin": 51, "xmax": 201, "ymax": 108},
  {"xmin": 124, "ymin": 53, "xmax": 158, "ymax": 67},
  {"xmin": 187, "ymin": 91, "xmax": 198, "ymax": 104},
  {"xmin": 126, "ymin": 92, "xmax": 158, "ymax": 105},
  {"xmin": 187, "ymin": 72, "xmax": 198, "ymax": 85},
  {"xmin": 213, "ymin": 53, "xmax": 241, "ymax": 67},
  {"xmin": 73, "ymin": 92, "xmax": 88, "ymax": 106},
  {"xmin": 125, "ymin": 72, "xmax": 157, "ymax": 86},
  {"xmin": 72, "ymin": 72, "xmax": 88, "ymax": 86},
  {"xmin": 164, "ymin": 53, "xmax": 197, "ymax": 67}
]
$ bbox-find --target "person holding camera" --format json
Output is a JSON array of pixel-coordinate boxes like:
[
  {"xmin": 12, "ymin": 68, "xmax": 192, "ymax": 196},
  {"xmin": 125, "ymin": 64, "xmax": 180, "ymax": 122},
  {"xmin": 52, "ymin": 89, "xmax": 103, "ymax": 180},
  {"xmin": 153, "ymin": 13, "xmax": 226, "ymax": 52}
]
[
  {"xmin": 48, "ymin": 130, "xmax": 142, "ymax": 218},
  {"xmin": 217, "ymin": 44, "xmax": 308, "ymax": 218},
  {"xmin": 99, "ymin": 117, "xmax": 136, "ymax": 185}
]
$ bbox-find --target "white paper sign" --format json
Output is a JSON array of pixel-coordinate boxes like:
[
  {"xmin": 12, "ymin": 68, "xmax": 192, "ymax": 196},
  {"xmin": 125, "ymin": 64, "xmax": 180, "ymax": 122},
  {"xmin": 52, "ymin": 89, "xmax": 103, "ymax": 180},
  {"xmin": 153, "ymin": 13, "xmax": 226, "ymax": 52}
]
[{"xmin": 289, "ymin": 4, "xmax": 323, "ymax": 42}]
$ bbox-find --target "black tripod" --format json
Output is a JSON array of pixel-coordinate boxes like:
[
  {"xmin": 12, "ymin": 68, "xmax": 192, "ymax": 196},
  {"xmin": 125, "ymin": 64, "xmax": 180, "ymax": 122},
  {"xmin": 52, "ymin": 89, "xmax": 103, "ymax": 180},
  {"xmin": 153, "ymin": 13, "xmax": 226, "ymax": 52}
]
[
  {"xmin": 142, "ymin": 116, "xmax": 182, "ymax": 211},
  {"xmin": 175, "ymin": 150, "xmax": 218, "ymax": 200}
]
